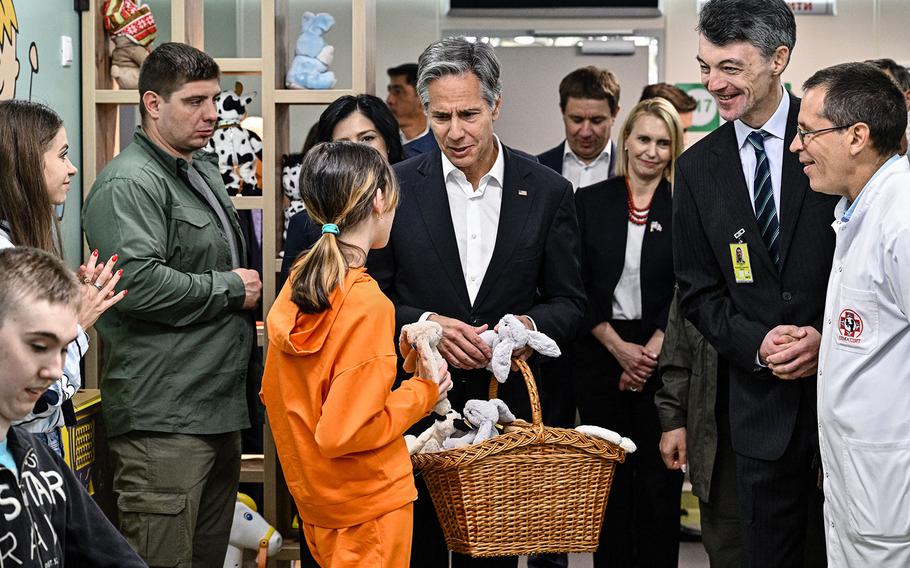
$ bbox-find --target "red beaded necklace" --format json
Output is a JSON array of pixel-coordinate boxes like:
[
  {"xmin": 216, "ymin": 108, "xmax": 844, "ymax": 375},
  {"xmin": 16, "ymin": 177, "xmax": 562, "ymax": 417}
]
[{"xmin": 625, "ymin": 177, "xmax": 653, "ymax": 226}]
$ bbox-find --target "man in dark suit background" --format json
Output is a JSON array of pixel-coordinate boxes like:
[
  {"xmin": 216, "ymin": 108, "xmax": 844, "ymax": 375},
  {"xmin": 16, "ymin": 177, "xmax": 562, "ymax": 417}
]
[
  {"xmin": 386, "ymin": 62, "xmax": 438, "ymax": 158},
  {"xmin": 370, "ymin": 37, "xmax": 585, "ymax": 568},
  {"xmin": 672, "ymin": 1, "xmax": 834, "ymax": 566},
  {"xmin": 533, "ymin": 66, "xmax": 621, "ymax": 458},
  {"xmin": 537, "ymin": 66, "xmax": 621, "ymax": 188}
]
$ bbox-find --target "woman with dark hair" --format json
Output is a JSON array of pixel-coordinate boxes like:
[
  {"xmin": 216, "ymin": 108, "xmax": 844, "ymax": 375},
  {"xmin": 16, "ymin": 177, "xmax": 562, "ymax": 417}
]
[
  {"xmin": 316, "ymin": 94, "xmax": 404, "ymax": 164},
  {"xmin": 0, "ymin": 100, "xmax": 125, "ymax": 451},
  {"xmin": 281, "ymin": 94, "xmax": 405, "ymax": 285}
]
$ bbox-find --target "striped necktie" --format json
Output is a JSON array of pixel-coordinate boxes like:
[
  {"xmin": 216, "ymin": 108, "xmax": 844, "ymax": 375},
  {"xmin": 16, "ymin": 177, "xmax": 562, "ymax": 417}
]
[{"xmin": 747, "ymin": 130, "xmax": 780, "ymax": 269}]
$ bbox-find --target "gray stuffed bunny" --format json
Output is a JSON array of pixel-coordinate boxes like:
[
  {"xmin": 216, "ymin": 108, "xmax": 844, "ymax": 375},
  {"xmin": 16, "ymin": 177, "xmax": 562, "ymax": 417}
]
[
  {"xmin": 479, "ymin": 314, "xmax": 561, "ymax": 383},
  {"xmin": 443, "ymin": 399, "xmax": 516, "ymax": 449}
]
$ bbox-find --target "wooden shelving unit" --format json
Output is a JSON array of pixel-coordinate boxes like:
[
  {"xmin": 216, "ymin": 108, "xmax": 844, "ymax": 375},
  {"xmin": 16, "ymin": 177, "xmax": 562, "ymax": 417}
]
[{"xmin": 81, "ymin": 1, "xmax": 376, "ymax": 565}]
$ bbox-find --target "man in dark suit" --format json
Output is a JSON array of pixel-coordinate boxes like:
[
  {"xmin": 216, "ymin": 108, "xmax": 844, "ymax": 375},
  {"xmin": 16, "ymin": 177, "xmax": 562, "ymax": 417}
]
[
  {"xmin": 537, "ymin": 66, "xmax": 620, "ymax": 188},
  {"xmin": 386, "ymin": 62, "xmax": 439, "ymax": 158},
  {"xmin": 370, "ymin": 37, "xmax": 585, "ymax": 568},
  {"xmin": 672, "ymin": 1, "xmax": 834, "ymax": 566}
]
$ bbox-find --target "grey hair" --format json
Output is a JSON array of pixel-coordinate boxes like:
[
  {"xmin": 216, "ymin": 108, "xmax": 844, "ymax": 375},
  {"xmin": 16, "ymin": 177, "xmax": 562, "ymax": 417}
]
[
  {"xmin": 698, "ymin": 0, "xmax": 796, "ymax": 61},
  {"xmin": 416, "ymin": 37, "xmax": 502, "ymax": 111}
]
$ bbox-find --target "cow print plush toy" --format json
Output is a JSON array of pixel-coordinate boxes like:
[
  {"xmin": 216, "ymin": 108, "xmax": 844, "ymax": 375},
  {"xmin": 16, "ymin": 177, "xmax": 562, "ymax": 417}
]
[
  {"xmin": 205, "ymin": 82, "xmax": 263, "ymax": 196},
  {"xmin": 281, "ymin": 153, "xmax": 306, "ymax": 245}
]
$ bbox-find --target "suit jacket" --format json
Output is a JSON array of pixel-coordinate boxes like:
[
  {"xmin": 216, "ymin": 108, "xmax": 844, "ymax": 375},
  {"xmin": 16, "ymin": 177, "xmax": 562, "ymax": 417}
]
[
  {"xmin": 537, "ymin": 140, "xmax": 617, "ymax": 180},
  {"xmin": 369, "ymin": 144, "xmax": 586, "ymax": 418},
  {"xmin": 403, "ymin": 130, "xmax": 438, "ymax": 159},
  {"xmin": 672, "ymin": 93, "xmax": 838, "ymax": 460},
  {"xmin": 574, "ymin": 176, "xmax": 675, "ymax": 389}
]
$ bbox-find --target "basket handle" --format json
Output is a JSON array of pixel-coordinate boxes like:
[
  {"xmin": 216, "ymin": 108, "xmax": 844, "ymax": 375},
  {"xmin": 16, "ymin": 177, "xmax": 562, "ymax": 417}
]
[{"xmin": 487, "ymin": 358, "xmax": 543, "ymax": 429}]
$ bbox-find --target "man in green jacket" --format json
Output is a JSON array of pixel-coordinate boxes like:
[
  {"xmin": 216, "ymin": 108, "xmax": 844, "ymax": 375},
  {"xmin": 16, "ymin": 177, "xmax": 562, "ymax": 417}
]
[
  {"xmin": 82, "ymin": 43, "xmax": 262, "ymax": 567},
  {"xmin": 655, "ymin": 292, "xmax": 741, "ymax": 567}
]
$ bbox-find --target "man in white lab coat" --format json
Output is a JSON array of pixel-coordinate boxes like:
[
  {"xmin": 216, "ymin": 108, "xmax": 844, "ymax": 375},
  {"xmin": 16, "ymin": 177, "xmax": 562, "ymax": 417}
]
[{"xmin": 788, "ymin": 61, "xmax": 910, "ymax": 567}]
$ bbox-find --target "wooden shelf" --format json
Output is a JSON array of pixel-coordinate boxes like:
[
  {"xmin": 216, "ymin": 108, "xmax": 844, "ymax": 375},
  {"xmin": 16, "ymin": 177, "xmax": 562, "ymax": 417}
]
[
  {"xmin": 275, "ymin": 89, "xmax": 356, "ymax": 105},
  {"xmin": 84, "ymin": 3, "xmax": 375, "ymax": 567},
  {"xmin": 95, "ymin": 90, "xmax": 139, "ymax": 105},
  {"xmin": 240, "ymin": 454, "xmax": 264, "ymax": 484},
  {"xmin": 215, "ymin": 58, "xmax": 263, "ymax": 75},
  {"xmin": 231, "ymin": 195, "xmax": 264, "ymax": 210},
  {"xmin": 275, "ymin": 538, "xmax": 302, "ymax": 561}
]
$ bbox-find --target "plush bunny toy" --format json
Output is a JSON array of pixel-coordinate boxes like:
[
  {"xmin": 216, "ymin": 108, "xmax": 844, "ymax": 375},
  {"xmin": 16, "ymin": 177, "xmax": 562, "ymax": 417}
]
[
  {"xmin": 399, "ymin": 321, "xmax": 451, "ymax": 415},
  {"xmin": 285, "ymin": 12, "xmax": 337, "ymax": 89},
  {"xmin": 479, "ymin": 314, "xmax": 562, "ymax": 383},
  {"xmin": 405, "ymin": 409, "xmax": 462, "ymax": 455},
  {"xmin": 443, "ymin": 399, "xmax": 517, "ymax": 449}
]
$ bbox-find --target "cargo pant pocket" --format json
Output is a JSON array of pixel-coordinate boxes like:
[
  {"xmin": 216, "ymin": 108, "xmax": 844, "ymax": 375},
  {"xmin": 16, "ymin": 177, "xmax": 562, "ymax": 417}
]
[{"xmin": 118, "ymin": 491, "xmax": 190, "ymax": 567}]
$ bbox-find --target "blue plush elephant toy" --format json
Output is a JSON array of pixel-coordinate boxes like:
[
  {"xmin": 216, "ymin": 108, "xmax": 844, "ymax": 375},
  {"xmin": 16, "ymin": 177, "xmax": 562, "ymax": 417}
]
[{"xmin": 285, "ymin": 11, "xmax": 337, "ymax": 90}]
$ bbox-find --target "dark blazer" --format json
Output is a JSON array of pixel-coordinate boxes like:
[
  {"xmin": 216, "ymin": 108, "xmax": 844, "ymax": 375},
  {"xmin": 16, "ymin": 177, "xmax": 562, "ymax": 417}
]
[
  {"xmin": 537, "ymin": 140, "xmax": 617, "ymax": 179},
  {"xmin": 672, "ymin": 94, "xmax": 838, "ymax": 461},
  {"xmin": 368, "ymin": 144, "xmax": 586, "ymax": 417},
  {"xmin": 573, "ymin": 176, "xmax": 675, "ymax": 389},
  {"xmin": 403, "ymin": 129, "xmax": 438, "ymax": 159}
]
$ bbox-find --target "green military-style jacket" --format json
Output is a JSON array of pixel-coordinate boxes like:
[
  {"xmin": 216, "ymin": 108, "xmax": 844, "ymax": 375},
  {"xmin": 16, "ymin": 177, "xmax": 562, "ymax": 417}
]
[
  {"xmin": 654, "ymin": 291, "xmax": 720, "ymax": 502},
  {"xmin": 82, "ymin": 130, "xmax": 252, "ymax": 438}
]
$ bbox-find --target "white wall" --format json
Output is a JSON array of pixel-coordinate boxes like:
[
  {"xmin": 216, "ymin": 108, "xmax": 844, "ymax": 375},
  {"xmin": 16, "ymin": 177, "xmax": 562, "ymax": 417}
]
[{"xmin": 376, "ymin": 0, "xmax": 910, "ymax": 149}]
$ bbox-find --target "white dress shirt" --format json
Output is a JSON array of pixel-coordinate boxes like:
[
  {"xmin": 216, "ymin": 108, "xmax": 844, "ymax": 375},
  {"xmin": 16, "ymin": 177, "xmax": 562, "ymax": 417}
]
[
  {"xmin": 734, "ymin": 88, "xmax": 789, "ymax": 222},
  {"xmin": 562, "ymin": 142, "xmax": 612, "ymax": 191},
  {"xmin": 401, "ymin": 124, "xmax": 430, "ymax": 145},
  {"xmin": 612, "ymin": 220, "xmax": 645, "ymax": 320},
  {"xmin": 441, "ymin": 136, "xmax": 505, "ymax": 305}
]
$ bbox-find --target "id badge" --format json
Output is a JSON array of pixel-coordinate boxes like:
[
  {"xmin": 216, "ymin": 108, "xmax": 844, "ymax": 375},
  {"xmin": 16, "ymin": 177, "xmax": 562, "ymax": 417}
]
[{"xmin": 729, "ymin": 243, "xmax": 754, "ymax": 284}]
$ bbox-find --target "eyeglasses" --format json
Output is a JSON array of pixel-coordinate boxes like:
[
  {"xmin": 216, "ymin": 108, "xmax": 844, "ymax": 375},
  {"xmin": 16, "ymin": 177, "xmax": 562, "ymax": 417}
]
[{"xmin": 796, "ymin": 124, "xmax": 852, "ymax": 145}]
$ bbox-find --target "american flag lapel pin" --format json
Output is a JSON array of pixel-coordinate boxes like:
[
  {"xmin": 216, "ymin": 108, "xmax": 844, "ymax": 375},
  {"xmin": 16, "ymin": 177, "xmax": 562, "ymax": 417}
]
[{"xmin": 518, "ymin": 189, "xmax": 528, "ymax": 196}]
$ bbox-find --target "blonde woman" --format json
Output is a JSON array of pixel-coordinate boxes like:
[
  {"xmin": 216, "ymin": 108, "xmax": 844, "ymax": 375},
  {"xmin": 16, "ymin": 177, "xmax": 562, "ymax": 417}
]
[{"xmin": 573, "ymin": 97, "xmax": 685, "ymax": 567}]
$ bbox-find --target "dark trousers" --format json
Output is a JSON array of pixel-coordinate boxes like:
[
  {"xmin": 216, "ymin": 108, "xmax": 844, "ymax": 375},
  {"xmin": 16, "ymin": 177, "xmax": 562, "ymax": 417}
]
[
  {"xmin": 110, "ymin": 431, "xmax": 241, "ymax": 568},
  {"xmin": 575, "ymin": 320, "xmax": 683, "ymax": 568},
  {"xmin": 538, "ymin": 348, "xmax": 577, "ymax": 428},
  {"xmin": 734, "ymin": 388, "xmax": 826, "ymax": 568},
  {"xmin": 700, "ymin": 375, "xmax": 742, "ymax": 568}
]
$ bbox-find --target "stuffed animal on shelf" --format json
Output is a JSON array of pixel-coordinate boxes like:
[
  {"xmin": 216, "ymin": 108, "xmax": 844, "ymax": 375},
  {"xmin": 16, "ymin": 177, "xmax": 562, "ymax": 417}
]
[
  {"xmin": 205, "ymin": 82, "xmax": 264, "ymax": 196},
  {"xmin": 223, "ymin": 493, "xmax": 282, "ymax": 568},
  {"xmin": 399, "ymin": 321, "xmax": 452, "ymax": 415},
  {"xmin": 443, "ymin": 399, "xmax": 517, "ymax": 450},
  {"xmin": 285, "ymin": 12, "xmax": 337, "ymax": 90},
  {"xmin": 479, "ymin": 314, "xmax": 562, "ymax": 383},
  {"xmin": 102, "ymin": 0, "xmax": 157, "ymax": 90},
  {"xmin": 281, "ymin": 153, "xmax": 305, "ymax": 244}
]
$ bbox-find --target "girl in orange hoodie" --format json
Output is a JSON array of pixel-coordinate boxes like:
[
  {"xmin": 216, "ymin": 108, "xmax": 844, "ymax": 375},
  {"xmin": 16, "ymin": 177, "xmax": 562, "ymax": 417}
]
[{"xmin": 261, "ymin": 141, "xmax": 451, "ymax": 567}]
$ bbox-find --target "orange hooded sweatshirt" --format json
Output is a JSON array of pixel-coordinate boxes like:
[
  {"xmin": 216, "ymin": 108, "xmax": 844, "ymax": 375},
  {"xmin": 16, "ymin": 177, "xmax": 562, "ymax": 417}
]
[{"xmin": 261, "ymin": 267, "xmax": 437, "ymax": 529}]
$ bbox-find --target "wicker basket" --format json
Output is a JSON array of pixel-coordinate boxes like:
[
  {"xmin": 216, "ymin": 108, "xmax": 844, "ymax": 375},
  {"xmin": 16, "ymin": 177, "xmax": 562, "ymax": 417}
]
[{"xmin": 411, "ymin": 359, "xmax": 626, "ymax": 557}]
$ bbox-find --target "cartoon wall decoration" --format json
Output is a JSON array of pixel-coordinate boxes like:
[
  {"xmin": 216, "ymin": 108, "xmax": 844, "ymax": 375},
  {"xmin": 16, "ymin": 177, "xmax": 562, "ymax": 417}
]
[{"xmin": 0, "ymin": 0, "xmax": 41, "ymax": 101}]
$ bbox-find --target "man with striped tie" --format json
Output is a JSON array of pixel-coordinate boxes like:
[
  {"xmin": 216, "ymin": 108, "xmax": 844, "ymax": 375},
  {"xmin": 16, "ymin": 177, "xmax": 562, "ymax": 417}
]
[{"xmin": 672, "ymin": 0, "xmax": 837, "ymax": 566}]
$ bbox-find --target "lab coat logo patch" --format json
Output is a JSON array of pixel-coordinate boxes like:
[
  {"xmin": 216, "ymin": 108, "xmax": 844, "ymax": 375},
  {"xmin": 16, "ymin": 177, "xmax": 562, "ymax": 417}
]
[{"xmin": 838, "ymin": 308, "xmax": 864, "ymax": 343}]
